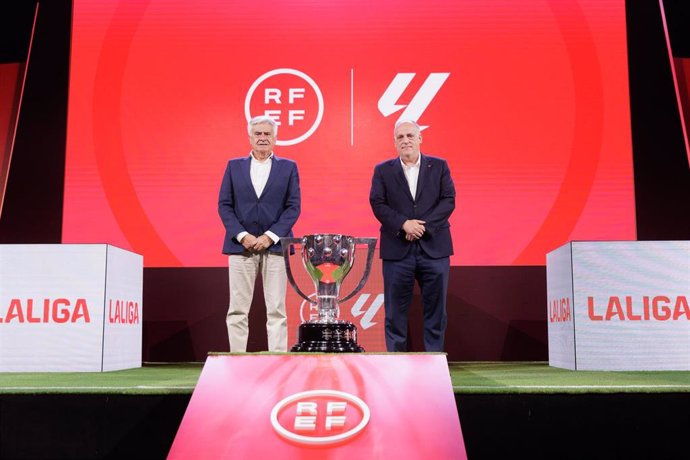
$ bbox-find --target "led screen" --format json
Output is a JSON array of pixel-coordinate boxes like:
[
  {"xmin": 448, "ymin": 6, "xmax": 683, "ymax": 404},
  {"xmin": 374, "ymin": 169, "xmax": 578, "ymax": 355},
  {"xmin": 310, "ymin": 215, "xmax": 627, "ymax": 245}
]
[{"xmin": 64, "ymin": 0, "xmax": 635, "ymax": 267}]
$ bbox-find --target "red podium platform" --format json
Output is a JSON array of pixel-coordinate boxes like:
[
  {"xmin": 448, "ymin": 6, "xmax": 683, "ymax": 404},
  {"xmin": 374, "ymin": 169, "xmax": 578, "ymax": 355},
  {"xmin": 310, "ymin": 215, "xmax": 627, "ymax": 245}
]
[{"xmin": 168, "ymin": 353, "xmax": 466, "ymax": 459}]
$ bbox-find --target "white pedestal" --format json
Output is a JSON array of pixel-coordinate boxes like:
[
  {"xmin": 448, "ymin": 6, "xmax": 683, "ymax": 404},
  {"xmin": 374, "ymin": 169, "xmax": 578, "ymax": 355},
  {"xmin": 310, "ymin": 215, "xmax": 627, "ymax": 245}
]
[
  {"xmin": 547, "ymin": 241, "xmax": 690, "ymax": 370},
  {"xmin": 0, "ymin": 244, "xmax": 143, "ymax": 372}
]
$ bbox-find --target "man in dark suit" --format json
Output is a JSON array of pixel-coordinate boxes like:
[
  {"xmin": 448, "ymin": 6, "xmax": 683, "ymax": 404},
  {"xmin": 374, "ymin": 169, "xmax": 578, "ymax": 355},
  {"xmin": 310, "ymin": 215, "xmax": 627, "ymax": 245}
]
[
  {"xmin": 218, "ymin": 116, "xmax": 301, "ymax": 352},
  {"xmin": 369, "ymin": 120, "xmax": 456, "ymax": 352}
]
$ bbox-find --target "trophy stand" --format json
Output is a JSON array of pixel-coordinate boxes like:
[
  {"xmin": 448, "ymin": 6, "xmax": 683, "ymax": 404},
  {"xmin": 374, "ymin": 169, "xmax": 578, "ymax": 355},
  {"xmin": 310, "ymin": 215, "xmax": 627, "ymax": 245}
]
[{"xmin": 281, "ymin": 234, "xmax": 377, "ymax": 353}]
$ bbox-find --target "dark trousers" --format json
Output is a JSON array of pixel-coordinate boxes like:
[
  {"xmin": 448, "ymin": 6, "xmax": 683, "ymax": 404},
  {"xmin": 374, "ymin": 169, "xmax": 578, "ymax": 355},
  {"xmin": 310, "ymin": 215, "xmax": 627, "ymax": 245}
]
[{"xmin": 382, "ymin": 242, "xmax": 449, "ymax": 352}]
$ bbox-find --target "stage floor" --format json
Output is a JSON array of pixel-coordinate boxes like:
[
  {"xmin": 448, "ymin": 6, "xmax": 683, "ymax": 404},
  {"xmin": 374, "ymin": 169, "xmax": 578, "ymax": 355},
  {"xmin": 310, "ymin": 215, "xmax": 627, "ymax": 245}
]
[
  {"xmin": 1, "ymin": 357, "xmax": 688, "ymax": 459},
  {"xmin": 1, "ymin": 358, "xmax": 688, "ymax": 395}
]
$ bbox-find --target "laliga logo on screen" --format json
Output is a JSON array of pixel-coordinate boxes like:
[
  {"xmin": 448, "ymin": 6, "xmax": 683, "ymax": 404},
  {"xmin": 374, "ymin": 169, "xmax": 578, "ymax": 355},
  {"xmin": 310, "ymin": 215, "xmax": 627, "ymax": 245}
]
[
  {"xmin": 299, "ymin": 293, "xmax": 383, "ymax": 330},
  {"xmin": 245, "ymin": 68, "xmax": 324, "ymax": 146},
  {"xmin": 378, "ymin": 72, "xmax": 450, "ymax": 130},
  {"xmin": 270, "ymin": 389, "xmax": 370, "ymax": 446},
  {"xmin": 351, "ymin": 293, "xmax": 384, "ymax": 329}
]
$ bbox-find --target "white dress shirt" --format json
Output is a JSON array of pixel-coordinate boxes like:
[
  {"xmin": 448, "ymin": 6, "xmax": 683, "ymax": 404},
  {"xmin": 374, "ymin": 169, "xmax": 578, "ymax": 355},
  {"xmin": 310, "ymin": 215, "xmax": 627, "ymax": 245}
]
[
  {"xmin": 250, "ymin": 151, "xmax": 272, "ymax": 197},
  {"xmin": 400, "ymin": 154, "xmax": 421, "ymax": 201}
]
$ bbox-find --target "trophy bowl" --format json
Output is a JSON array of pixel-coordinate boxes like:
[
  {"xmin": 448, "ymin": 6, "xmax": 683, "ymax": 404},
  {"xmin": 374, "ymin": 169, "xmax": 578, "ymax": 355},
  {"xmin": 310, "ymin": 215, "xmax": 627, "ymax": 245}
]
[{"xmin": 281, "ymin": 234, "xmax": 377, "ymax": 352}]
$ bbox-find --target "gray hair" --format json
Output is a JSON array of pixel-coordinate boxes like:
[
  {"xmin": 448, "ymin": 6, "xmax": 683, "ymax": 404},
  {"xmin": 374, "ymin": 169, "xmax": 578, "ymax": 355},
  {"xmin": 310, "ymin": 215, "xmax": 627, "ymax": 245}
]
[
  {"xmin": 393, "ymin": 119, "xmax": 421, "ymax": 137},
  {"xmin": 247, "ymin": 116, "xmax": 278, "ymax": 136}
]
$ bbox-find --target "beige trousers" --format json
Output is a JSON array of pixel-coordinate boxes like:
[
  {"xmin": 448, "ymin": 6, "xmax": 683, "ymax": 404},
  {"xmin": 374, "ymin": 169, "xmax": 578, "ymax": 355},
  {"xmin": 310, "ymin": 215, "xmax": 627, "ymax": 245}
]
[{"xmin": 227, "ymin": 252, "xmax": 288, "ymax": 352}]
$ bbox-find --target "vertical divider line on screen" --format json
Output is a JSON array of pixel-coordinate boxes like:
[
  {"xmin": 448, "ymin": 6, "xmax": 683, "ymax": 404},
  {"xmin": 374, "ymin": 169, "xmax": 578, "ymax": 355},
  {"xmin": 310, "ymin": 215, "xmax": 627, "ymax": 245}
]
[{"xmin": 351, "ymin": 68, "xmax": 354, "ymax": 146}]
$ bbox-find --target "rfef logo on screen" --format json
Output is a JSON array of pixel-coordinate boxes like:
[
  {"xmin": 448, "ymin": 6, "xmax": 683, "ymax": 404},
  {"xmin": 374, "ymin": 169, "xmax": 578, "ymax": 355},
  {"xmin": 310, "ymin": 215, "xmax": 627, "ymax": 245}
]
[
  {"xmin": 270, "ymin": 389, "xmax": 370, "ymax": 446},
  {"xmin": 245, "ymin": 68, "xmax": 324, "ymax": 146}
]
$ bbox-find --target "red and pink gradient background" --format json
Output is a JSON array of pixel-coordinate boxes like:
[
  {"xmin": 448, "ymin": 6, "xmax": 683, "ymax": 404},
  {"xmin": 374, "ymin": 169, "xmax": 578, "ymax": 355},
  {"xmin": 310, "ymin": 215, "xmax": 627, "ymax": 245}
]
[{"xmin": 63, "ymin": 0, "xmax": 636, "ymax": 267}]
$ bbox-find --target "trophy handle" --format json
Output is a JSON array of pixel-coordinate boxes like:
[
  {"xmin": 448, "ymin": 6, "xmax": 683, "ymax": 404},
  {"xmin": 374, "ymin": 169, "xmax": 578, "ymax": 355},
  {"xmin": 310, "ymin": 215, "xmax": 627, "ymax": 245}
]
[
  {"xmin": 280, "ymin": 237, "xmax": 317, "ymax": 305},
  {"xmin": 338, "ymin": 237, "xmax": 377, "ymax": 304}
]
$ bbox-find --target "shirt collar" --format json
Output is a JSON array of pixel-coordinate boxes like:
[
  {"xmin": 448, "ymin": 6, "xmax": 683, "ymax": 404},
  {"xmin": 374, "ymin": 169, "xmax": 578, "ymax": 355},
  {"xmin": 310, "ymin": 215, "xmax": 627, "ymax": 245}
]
[
  {"xmin": 249, "ymin": 151, "xmax": 274, "ymax": 162},
  {"xmin": 400, "ymin": 153, "xmax": 421, "ymax": 169}
]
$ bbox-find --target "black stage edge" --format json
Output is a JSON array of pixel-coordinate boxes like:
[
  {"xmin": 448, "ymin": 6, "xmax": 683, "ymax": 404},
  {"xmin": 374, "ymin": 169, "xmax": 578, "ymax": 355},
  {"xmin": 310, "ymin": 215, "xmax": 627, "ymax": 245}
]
[
  {"xmin": 0, "ymin": 394, "xmax": 190, "ymax": 460},
  {"xmin": 0, "ymin": 392, "xmax": 688, "ymax": 459},
  {"xmin": 457, "ymin": 393, "xmax": 690, "ymax": 460}
]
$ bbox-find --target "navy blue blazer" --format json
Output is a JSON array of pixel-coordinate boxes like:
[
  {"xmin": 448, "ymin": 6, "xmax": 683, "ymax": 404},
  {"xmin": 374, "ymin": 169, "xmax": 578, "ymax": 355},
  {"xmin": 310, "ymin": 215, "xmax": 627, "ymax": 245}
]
[
  {"xmin": 369, "ymin": 154, "xmax": 456, "ymax": 260},
  {"xmin": 218, "ymin": 154, "xmax": 301, "ymax": 255}
]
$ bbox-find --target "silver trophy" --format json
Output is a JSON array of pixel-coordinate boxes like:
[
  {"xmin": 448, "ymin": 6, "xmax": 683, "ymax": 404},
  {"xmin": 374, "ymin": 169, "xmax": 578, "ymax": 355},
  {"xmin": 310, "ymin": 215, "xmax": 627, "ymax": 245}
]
[{"xmin": 281, "ymin": 234, "xmax": 377, "ymax": 352}]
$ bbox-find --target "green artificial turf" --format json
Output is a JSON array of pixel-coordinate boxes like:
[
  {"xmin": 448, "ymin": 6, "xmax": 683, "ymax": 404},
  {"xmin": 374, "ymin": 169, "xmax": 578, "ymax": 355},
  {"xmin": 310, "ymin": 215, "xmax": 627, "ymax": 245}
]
[
  {"xmin": 0, "ymin": 359, "xmax": 688, "ymax": 395},
  {"xmin": 0, "ymin": 362, "xmax": 202, "ymax": 395},
  {"xmin": 450, "ymin": 361, "xmax": 690, "ymax": 394}
]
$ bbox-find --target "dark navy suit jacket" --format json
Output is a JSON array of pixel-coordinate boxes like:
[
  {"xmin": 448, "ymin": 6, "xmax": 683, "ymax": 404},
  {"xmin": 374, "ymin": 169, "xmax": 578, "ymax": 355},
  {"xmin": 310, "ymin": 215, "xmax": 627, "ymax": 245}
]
[
  {"xmin": 369, "ymin": 154, "xmax": 455, "ymax": 260},
  {"xmin": 218, "ymin": 155, "xmax": 301, "ymax": 255}
]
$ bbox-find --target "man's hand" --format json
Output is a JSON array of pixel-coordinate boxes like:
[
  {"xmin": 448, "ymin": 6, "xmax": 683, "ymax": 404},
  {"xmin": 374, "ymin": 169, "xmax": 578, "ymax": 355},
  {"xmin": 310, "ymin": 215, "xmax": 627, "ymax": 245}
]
[
  {"xmin": 251, "ymin": 234, "xmax": 274, "ymax": 252},
  {"xmin": 402, "ymin": 219, "xmax": 426, "ymax": 240},
  {"xmin": 240, "ymin": 234, "xmax": 258, "ymax": 251}
]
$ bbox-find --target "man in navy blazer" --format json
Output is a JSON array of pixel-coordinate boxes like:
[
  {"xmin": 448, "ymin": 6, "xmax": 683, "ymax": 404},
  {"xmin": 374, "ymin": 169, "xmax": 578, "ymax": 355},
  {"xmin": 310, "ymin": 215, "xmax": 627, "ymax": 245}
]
[
  {"xmin": 218, "ymin": 116, "xmax": 301, "ymax": 352},
  {"xmin": 369, "ymin": 120, "xmax": 456, "ymax": 352}
]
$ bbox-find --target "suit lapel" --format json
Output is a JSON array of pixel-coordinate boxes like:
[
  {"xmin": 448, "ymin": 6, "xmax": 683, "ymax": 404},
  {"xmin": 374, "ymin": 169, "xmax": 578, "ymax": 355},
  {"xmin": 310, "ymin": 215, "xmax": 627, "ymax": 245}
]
[
  {"xmin": 238, "ymin": 156, "xmax": 257, "ymax": 198},
  {"xmin": 260, "ymin": 154, "xmax": 280, "ymax": 198},
  {"xmin": 415, "ymin": 154, "xmax": 428, "ymax": 201},
  {"xmin": 391, "ymin": 158, "xmax": 414, "ymax": 202}
]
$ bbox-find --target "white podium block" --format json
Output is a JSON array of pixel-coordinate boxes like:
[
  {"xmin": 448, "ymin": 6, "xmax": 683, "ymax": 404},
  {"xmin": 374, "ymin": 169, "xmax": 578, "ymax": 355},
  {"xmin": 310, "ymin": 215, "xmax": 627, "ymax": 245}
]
[
  {"xmin": 0, "ymin": 244, "xmax": 143, "ymax": 372},
  {"xmin": 547, "ymin": 241, "xmax": 690, "ymax": 370}
]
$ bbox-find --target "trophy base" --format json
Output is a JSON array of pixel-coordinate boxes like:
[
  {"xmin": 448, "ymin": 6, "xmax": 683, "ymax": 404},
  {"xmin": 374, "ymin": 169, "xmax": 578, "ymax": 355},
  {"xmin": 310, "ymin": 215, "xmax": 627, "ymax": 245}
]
[{"xmin": 291, "ymin": 321, "xmax": 365, "ymax": 353}]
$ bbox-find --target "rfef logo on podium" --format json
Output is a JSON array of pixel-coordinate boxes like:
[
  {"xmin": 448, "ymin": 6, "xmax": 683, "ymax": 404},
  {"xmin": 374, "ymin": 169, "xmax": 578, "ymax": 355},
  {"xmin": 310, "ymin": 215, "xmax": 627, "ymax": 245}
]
[
  {"xmin": 168, "ymin": 354, "xmax": 466, "ymax": 459},
  {"xmin": 270, "ymin": 389, "xmax": 370, "ymax": 445}
]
